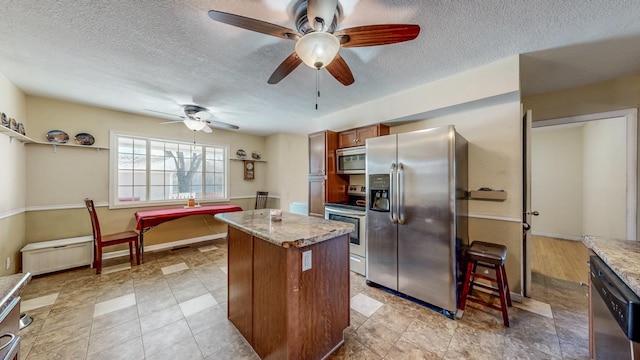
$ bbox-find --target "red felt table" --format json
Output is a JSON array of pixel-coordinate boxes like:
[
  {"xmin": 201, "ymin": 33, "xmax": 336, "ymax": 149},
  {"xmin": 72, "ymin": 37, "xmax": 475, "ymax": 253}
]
[{"xmin": 134, "ymin": 204, "xmax": 243, "ymax": 261}]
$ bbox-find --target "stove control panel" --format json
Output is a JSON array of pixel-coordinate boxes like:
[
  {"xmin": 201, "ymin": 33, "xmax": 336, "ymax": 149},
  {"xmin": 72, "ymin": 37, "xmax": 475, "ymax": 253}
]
[{"xmin": 348, "ymin": 184, "xmax": 366, "ymax": 195}]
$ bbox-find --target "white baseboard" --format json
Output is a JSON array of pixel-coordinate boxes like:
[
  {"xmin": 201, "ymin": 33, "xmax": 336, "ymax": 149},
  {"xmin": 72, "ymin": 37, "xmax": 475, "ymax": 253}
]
[
  {"xmin": 102, "ymin": 233, "xmax": 227, "ymax": 260},
  {"xmin": 531, "ymin": 231, "xmax": 582, "ymax": 241}
]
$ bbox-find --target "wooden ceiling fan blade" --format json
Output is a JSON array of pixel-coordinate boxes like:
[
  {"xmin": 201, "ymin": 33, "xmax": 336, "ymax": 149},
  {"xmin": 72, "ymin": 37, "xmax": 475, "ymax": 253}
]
[
  {"xmin": 334, "ymin": 24, "xmax": 420, "ymax": 47},
  {"xmin": 208, "ymin": 10, "xmax": 300, "ymax": 41},
  {"xmin": 268, "ymin": 52, "xmax": 303, "ymax": 84},
  {"xmin": 326, "ymin": 53, "xmax": 354, "ymax": 86}
]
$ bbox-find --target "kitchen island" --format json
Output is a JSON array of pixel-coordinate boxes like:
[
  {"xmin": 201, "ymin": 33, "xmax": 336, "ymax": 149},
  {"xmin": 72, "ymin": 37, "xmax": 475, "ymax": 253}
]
[
  {"xmin": 582, "ymin": 235, "xmax": 640, "ymax": 294},
  {"xmin": 214, "ymin": 210, "xmax": 354, "ymax": 360}
]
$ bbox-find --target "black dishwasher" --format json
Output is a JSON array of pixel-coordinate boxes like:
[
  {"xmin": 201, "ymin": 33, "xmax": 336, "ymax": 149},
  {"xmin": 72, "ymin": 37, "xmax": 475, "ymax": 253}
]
[{"xmin": 590, "ymin": 255, "xmax": 640, "ymax": 359}]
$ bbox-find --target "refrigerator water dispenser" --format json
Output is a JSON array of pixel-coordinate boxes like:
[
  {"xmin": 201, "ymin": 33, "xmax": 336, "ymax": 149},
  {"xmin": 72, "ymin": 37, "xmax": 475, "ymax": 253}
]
[{"xmin": 369, "ymin": 174, "xmax": 390, "ymax": 212}]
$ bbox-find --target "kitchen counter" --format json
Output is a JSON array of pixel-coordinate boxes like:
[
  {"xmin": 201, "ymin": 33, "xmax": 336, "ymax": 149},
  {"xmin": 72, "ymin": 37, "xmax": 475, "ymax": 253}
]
[
  {"xmin": 220, "ymin": 210, "xmax": 351, "ymax": 359},
  {"xmin": 214, "ymin": 209, "xmax": 354, "ymax": 248},
  {"xmin": 583, "ymin": 235, "xmax": 640, "ymax": 295},
  {"xmin": 0, "ymin": 272, "xmax": 31, "ymax": 312}
]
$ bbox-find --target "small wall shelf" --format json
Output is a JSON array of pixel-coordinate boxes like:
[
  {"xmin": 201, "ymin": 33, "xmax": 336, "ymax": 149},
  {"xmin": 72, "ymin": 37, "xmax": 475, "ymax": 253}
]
[
  {"xmin": 468, "ymin": 190, "xmax": 507, "ymax": 201},
  {"xmin": 230, "ymin": 158, "xmax": 267, "ymax": 162}
]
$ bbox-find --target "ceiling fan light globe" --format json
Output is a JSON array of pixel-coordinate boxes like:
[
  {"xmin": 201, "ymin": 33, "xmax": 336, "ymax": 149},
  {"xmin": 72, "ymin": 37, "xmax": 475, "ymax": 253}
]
[
  {"xmin": 295, "ymin": 32, "xmax": 340, "ymax": 69},
  {"xmin": 183, "ymin": 118, "xmax": 207, "ymax": 131}
]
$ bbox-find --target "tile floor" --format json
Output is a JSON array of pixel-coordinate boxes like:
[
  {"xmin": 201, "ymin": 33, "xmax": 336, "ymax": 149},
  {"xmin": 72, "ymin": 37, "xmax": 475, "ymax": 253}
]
[{"xmin": 18, "ymin": 238, "xmax": 589, "ymax": 359}]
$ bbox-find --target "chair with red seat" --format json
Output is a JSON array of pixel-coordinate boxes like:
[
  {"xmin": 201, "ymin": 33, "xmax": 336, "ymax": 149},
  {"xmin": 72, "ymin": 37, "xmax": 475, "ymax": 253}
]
[{"xmin": 84, "ymin": 198, "xmax": 140, "ymax": 274}]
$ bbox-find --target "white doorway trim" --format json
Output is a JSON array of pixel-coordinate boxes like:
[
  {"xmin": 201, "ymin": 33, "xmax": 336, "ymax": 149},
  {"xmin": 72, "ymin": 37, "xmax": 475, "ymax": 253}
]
[{"xmin": 532, "ymin": 108, "xmax": 637, "ymax": 241}]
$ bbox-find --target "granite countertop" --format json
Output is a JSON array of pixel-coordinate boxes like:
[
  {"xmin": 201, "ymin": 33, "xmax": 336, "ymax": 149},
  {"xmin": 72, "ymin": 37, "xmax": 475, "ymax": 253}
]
[
  {"xmin": 0, "ymin": 272, "xmax": 31, "ymax": 312},
  {"xmin": 583, "ymin": 235, "xmax": 640, "ymax": 295},
  {"xmin": 215, "ymin": 209, "xmax": 355, "ymax": 248}
]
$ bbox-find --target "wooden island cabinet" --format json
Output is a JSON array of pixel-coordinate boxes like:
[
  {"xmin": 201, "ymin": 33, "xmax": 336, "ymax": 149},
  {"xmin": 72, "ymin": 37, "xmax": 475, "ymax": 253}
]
[{"xmin": 215, "ymin": 210, "xmax": 354, "ymax": 360}]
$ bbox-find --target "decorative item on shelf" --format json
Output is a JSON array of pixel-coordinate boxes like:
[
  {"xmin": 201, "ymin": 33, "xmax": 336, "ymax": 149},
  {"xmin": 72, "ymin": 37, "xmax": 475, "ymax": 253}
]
[
  {"xmin": 188, "ymin": 198, "xmax": 195, "ymax": 207},
  {"xmin": 46, "ymin": 130, "xmax": 70, "ymax": 144},
  {"xmin": 236, "ymin": 149, "xmax": 246, "ymax": 159},
  {"xmin": 1, "ymin": 113, "xmax": 7, "ymax": 127},
  {"xmin": 17, "ymin": 123, "xmax": 25, "ymax": 135},
  {"xmin": 75, "ymin": 132, "xmax": 95, "ymax": 146},
  {"xmin": 9, "ymin": 118, "xmax": 18, "ymax": 132},
  {"xmin": 251, "ymin": 151, "xmax": 261, "ymax": 160},
  {"xmin": 244, "ymin": 160, "xmax": 255, "ymax": 180}
]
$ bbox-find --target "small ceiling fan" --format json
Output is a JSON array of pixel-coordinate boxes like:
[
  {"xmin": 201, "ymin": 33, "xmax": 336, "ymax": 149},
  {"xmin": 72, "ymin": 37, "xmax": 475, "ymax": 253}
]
[
  {"xmin": 208, "ymin": 0, "xmax": 420, "ymax": 86},
  {"xmin": 146, "ymin": 105, "xmax": 239, "ymax": 133}
]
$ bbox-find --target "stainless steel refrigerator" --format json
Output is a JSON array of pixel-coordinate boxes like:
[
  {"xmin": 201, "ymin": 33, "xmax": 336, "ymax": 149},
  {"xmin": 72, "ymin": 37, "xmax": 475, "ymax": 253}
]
[{"xmin": 366, "ymin": 125, "xmax": 468, "ymax": 317}]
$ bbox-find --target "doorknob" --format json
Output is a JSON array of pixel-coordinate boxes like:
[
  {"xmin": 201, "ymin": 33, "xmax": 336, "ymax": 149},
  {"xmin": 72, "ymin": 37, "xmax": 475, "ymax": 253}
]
[{"xmin": 524, "ymin": 211, "xmax": 539, "ymax": 216}]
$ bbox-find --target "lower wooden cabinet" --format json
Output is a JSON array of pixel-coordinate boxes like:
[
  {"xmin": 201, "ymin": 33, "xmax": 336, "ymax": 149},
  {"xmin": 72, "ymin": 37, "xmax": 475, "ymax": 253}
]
[
  {"xmin": 227, "ymin": 227, "xmax": 350, "ymax": 359},
  {"xmin": 308, "ymin": 176, "xmax": 326, "ymax": 217}
]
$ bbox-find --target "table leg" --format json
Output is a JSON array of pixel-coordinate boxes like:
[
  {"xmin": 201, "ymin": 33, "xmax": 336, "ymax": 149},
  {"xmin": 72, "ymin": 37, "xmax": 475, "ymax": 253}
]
[{"xmin": 139, "ymin": 231, "xmax": 144, "ymax": 263}]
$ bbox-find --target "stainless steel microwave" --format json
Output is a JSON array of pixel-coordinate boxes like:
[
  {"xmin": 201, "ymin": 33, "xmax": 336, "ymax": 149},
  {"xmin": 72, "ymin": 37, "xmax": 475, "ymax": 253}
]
[{"xmin": 336, "ymin": 146, "xmax": 366, "ymax": 174}]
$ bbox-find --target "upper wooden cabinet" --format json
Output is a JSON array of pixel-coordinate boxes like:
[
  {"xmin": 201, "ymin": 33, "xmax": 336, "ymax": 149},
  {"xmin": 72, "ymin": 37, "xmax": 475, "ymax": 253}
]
[
  {"xmin": 308, "ymin": 130, "xmax": 348, "ymax": 217},
  {"xmin": 338, "ymin": 124, "xmax": 389, "ymax": 148},
  {"xmin": 308, "ymin": 130, "xmax": 332, "ymax": 176}
]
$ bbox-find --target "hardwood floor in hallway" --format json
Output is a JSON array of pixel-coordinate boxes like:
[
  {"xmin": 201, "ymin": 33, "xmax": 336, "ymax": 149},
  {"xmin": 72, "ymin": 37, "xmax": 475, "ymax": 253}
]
[{"xmin": 531, "ymin": 235, "xmax": 589, "ymax": 285}]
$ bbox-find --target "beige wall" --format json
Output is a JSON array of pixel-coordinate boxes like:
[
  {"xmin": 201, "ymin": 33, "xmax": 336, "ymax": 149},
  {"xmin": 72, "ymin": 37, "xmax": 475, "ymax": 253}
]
[
  {"xmin": 265, "ymin": 133, "xmax": 308, "ymax": 211},
  {"xmin": 0, "ymin": 73, "xmax": 27, "ymax": 276},
  {"xmin": 583, "ymin": 117, "xmax": 627, "ymax": 239},
  {"xmin": 531, "ymin": 125, "xmax": 584, "ymax": 238},
  {"xmin": 523, "ymin": 74, "xmax": 640, "ymax": 122}
]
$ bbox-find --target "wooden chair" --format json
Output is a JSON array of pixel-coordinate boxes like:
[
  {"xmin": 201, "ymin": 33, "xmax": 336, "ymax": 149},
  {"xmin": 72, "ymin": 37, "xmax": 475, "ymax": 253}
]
[
  {"xmin": 84, "ymin": 199, "xmax": 140, "ymax": 274},
  {"xmin": 255, "ymin": 191, "xmax": 269, "ymax": 209}
]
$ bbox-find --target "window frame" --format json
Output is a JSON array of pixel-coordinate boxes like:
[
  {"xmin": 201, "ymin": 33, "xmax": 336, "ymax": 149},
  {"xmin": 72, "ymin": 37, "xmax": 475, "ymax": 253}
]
[{"xmin": 109, "ymin": 131, "xmax": 230, "ymax": 209}]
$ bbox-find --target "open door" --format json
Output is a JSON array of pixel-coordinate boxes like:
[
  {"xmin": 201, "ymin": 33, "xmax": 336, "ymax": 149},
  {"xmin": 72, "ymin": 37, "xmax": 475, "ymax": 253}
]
[{"xmin": 522, "ymin": 109, "xmax": 533, "ymax": 297}]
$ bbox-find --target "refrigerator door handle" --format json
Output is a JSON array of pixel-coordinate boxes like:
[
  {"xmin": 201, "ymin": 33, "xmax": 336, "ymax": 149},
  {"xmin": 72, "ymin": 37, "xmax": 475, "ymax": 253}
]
[
  {"xmin": 398, "ymin": 163, "xmax": 405, "ymax": 224},
  {"xmin": 390, "ymin": 163, "xmax": 397, "ymax": 224}
]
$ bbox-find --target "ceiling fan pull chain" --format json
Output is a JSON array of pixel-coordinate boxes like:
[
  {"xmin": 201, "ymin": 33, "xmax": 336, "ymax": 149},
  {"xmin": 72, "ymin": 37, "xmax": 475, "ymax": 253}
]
[{"xmin": 315, "ymin": 69, "xmax": 320, "ymax": 110}]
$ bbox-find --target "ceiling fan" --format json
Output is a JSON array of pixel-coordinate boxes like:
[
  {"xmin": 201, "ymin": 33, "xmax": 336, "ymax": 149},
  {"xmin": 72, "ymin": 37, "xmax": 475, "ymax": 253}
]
[
  {"xmin": 146, "ymin": 105, "xmax": 239, "ymax": 133},
  {"xmin": 208, "ymin": 0, "xmax": 420, "ymax": 86}
]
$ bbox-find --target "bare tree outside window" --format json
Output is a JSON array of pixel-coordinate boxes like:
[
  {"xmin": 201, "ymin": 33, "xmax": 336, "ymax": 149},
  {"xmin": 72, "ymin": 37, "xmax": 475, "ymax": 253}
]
[{"xmin": 165, "ymin": 150, "xmax": 202, "ymax": 193}]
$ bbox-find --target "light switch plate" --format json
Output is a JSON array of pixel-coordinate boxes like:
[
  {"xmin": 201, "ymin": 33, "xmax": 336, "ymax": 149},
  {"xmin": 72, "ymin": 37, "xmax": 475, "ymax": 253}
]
[{"xmin": 302, "ymin": 250, "xmax": 312, "ymax": 271}]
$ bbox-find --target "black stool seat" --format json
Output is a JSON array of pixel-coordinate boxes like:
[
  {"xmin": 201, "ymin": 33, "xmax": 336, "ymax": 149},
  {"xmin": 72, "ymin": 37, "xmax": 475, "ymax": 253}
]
[
  {"xmin": 467, "ymin": 241, "xmax": 507, "ymax": 265},
  {"xmin": 459, "ymin": 240, "xmax": 512, "ymax": 326}
]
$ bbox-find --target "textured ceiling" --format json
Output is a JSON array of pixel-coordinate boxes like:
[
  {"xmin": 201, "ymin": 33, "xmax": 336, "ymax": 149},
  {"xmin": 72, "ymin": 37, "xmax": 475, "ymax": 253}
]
[{"xmin": 1, "ymin": 1, "xmax": 640, "ymax": 135}]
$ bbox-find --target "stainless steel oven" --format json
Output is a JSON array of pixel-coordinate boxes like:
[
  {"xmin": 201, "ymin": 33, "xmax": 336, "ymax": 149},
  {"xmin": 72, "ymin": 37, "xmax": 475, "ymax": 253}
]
[
  {"xmin": 325, "ymin": 205, "xmax": 366, "ymax": 275},
  {"xmin": 336, "ymin": 146, "xmax": 366, "ymax": 174}
]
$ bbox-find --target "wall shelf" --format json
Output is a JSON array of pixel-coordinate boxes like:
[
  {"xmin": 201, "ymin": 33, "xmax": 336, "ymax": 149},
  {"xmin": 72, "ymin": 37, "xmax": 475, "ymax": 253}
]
[
  {"xmin": 468, "ymin": 190, "xmax": 507, "ymax": 201},
  {"xmin": 26, "ymin": 142, "xmax": 109, "ymax": 152},
  {"xmin": 1, "ymin": 127, "xmax": 108, "ymax": 152},
  {"xmin": 0, "ymin": 126, "xmax": 35, "ymax": 143},
  {"xmin": 230, "ymin": 158, "xmax": 267, "ymax": 162}
]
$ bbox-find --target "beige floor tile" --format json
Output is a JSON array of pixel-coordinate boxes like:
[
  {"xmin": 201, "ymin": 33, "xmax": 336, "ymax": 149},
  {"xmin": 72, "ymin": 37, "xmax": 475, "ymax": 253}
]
[
  {"xmin": 94, "ymin": 293, "xmax": 136, "ymax": 317},
  {"xmin": 142, "ymin": 318, "xmax": 193, "ymax": 357}
]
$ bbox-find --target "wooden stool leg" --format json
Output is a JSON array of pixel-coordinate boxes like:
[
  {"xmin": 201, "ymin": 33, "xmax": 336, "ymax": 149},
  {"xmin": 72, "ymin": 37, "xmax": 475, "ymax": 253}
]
[
  {"xmin": 459, "ymin": 260, "xmax": 475, "ymax": 310},
  {"xmin": 129, "ymin": 242, "xmax": 133, "ymax": 263},
  {"xmin": 501, "ymin": 265, "xmax": 512, "ymax": 306},
  {"xmin": 495, "ymin": 265, "xmax": 510, "ymax": 327}
]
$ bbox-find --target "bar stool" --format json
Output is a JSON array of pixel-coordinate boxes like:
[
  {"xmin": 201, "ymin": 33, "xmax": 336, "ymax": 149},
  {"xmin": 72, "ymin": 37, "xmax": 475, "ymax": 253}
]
[{"xmin": 459, "ymin": 241, "xmax": 512, "ymax": 326}]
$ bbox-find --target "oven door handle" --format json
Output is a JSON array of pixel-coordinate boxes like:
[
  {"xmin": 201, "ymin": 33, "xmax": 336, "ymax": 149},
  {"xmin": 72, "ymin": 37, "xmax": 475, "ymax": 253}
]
[{"xmin": 326, "ymin": 208, "xmax": 365, "ymax": 217}]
